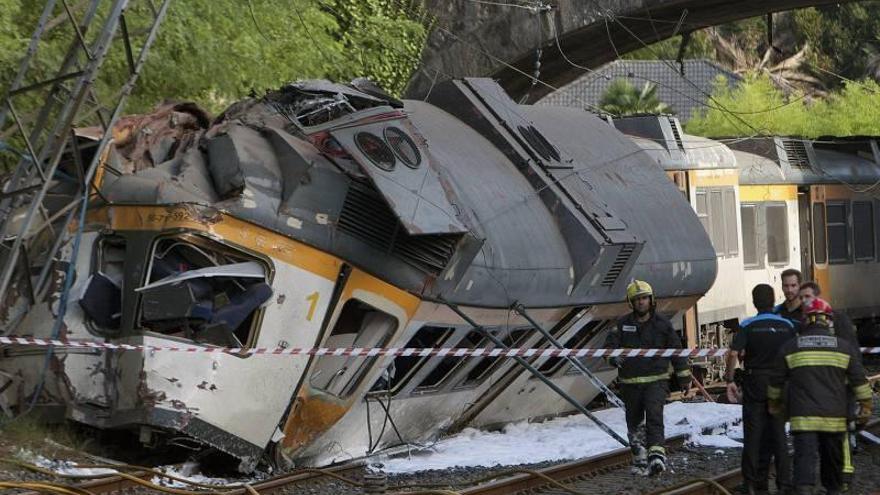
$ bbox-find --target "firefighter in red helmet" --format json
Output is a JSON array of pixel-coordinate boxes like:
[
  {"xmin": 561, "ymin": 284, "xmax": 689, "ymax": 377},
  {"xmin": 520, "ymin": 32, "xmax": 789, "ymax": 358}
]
[
  {"xmin": 768, "ymin": 298, "xmax": 873, "ymax": 495},
  {"xmin": 604, "ymin": 280, "xmax": 691, "ymax": 476}
]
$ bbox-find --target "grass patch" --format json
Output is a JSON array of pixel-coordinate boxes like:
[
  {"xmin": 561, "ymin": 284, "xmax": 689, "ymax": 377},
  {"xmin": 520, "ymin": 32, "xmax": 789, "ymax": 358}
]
[{"xmin": 0, "ymin": 415, "xmax": 90, "ymax": 458}]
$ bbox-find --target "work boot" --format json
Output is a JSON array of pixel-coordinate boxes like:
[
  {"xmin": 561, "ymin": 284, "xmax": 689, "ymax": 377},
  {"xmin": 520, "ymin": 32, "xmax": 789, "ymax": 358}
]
[
  {"xmin": 648, "ymin": 455, "xmax": 666, "ymax": 476},
  {"xmin": 647, "ymin": 446, "xmax": 666, "ymax": 476},
  {"xmin": 630, "ymin": 444, "xmax": 648, "ymax": 475}
]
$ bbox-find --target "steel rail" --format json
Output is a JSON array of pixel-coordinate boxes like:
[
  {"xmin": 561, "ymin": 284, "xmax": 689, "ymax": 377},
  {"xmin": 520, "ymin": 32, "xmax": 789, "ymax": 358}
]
[
  {"xmin": 13, "ymin": 461, "xmax": 366, "ymax": 495},
  {"xmin": 459, "ymin": 434, "xmax": 688, "ymax": 495},
  {"xmin": 645, "ymin": 418, "xmax": 880, "ymax": 495}
]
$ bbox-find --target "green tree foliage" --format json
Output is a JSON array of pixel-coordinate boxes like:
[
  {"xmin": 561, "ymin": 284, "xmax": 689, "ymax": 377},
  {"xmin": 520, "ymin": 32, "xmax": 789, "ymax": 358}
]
[
  {"xmin": 685, "ymin": 73, "xmax": 880, "ymax": 138},
  {"xmin": 792, "ymin": 4, "xmax": 880, "ymax": 85},
  {"xmin": 326, "ymin": 0, "xmax": 430, "ymax": 97},
  {"xmin": 0, "ymin": 0, "xmax": 428, "ymax": 116},
  {"xmin": 599, "ymin": 79, "xmax": 671, "ymax": 116}
]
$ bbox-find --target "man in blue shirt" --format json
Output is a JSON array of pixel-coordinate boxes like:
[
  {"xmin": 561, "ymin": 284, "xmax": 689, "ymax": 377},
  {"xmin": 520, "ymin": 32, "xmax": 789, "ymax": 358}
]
[{"xmin": 725, "ymin": 284, "xmax": 796, "ymax": 495}]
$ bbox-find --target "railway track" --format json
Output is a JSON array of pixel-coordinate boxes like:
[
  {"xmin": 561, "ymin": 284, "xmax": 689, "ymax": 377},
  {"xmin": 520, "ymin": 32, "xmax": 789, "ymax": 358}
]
[
  {"xmin": 10, "ymin": 461, "xmax": 367, "ymax": 495},
  {"xmin": 8, "ymin": 375, "xmax": 879, "ymax": 495}
]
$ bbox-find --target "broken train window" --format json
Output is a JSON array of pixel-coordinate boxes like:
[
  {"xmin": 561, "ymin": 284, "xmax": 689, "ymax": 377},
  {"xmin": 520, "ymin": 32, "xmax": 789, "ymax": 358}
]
[
  {"xmin": 309, "ymin": 299, "xmax": 397, "ymax": 398},
  {"xmin": 136, "ymin": 235, "xmax": 272, "ymax": 348},
  {"xmin": 80, "ymin": 236, "xmax": 127, "ymax": 331},
  {"xmin": 378, "ymin": 326, "xmax": 455, "ymax": 395},
  {"xmin": 412, "ymin": 330, "xmax": 487, "ymax": 393},
  {"xmin": 455, "ymin": 327, "xmax": 531, "ymax": 388}
]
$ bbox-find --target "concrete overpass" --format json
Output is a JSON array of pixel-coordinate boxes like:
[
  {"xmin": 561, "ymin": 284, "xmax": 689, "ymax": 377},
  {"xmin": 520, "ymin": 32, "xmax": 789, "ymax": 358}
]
[{"xmin": 406, "ymin": 0, "xmax": 853, "ymax": 102}]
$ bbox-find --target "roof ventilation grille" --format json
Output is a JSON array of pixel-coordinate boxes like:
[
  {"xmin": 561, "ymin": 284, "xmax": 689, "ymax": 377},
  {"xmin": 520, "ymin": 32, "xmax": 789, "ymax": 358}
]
[
  {"xmin": 783, "ymin": 140, "xmax": 811, "ymax": 168},
  {"xmin": 601, "ymin": 243, "xmax": 636, "ymax": 287},
  {"xmin": 338, "ymin": 179, "xmax": 460, "ymax": 275}
]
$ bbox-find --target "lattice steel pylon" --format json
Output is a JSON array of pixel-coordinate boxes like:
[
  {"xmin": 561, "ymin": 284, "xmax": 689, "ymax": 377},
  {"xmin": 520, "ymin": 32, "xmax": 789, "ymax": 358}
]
[{"xmin": 0, "ymin": 0, "xmax": 171, "ymax": 333}]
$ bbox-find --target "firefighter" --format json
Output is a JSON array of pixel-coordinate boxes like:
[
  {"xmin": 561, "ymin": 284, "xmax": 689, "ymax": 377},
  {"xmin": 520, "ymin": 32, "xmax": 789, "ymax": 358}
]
[
  {"xmin": 798, "ymin": 281, "xmax": 861, "ymax": 484},
  {"xmin": 725, "ymin": 284, "xmax": 794, "ymax": 495},
  {"xmin": 798, "ymin": 282, "xmax": 858, "ymax": 346},
  {"xmin": 768, "ymin": 298, "xmax": 873, "ymax": 495},
  {"xmin": 604, "ymin": 280, "xmax": 691, "ymax": 476},
  {"xmin": 774, "ymin": 268, "xmax": 803, "ymax": 324}
]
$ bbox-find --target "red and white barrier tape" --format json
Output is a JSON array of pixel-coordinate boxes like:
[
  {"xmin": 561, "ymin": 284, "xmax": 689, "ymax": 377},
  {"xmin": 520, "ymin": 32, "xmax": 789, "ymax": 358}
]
[{"xmin": 2, "ymin": 336, "xmax": 880, "ymax": 357}]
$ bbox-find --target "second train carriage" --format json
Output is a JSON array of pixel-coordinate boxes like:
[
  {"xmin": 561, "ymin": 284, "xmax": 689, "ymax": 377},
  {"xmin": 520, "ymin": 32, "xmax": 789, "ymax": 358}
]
[
  {"xmin": 0, "ymin": 78, "xmax": 716, "ymax": 469},
  {"xmin": 613, "ymin": 115, "xmax": 880, "ymax": 371}
]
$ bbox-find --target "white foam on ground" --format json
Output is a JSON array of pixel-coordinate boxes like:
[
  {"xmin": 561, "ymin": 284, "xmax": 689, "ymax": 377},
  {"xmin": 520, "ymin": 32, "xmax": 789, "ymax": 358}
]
[
  {"xmin": 22, "ymin": 451, "xmax": 118, "ymax": 476},
  {"xmin": 378, "ymin": 401, "xmax": 743, "ymax": 473},
  {"xmin": 150, "ymin": 462, "xmax": 239, "ymax": 488}
]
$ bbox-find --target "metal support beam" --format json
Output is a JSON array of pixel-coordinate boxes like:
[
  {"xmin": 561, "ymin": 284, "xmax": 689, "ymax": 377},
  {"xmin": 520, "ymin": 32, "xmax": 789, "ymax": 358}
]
[
  {"xmin": 441, "ymin": 300, "xmax": 628, "ymax": 447},
  {"xmin": 513, "ymin": 303, "xmax": 625, "ymax": 409}
]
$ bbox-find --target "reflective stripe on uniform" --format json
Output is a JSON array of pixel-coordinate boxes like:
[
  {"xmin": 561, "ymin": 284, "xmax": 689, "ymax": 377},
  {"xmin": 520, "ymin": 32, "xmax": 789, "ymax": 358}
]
[
  {"xmin": 648, "ymin": 445, "xmax": 666, "ymax": 455},
  {"xmin": 785, "ymin": 351, "xmax": 850, "ymax": 369},
  {"xmin": 675, "ymin": 368, "xmax": 692, "ymax": 378},
  {"xmin": 853, "ymin": 382, "xmax": 873, "ymax": 401},
  {"xmin": 767, "ymin": 385, "xmax": 781, "ymax": 400},
  {"xmin": 843, "ymin": 433, "xmax": 854, "ymax": 474},
  {"xmin": 790, "ymin": 416, "xmax": 848, "ymax": 432},
  {"xmin": 619, "ymin": 372, "xmax": 669, "ymax": 384}
]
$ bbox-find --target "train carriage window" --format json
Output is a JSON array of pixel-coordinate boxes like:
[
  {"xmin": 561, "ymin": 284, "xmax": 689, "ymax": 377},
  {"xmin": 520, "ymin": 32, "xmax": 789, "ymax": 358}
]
[
  {"xmin": 385, "ymin": 326, "xmax": 454, "ymax": 394},
  {"xmin": 413, "ymin": 330, "xmax": 486, "ymax": 392},
  {"xmin": 741, "ymin": 205, "xmax": 760, "ymax": 268},
  {"xmin": 456, "ymin": 327, "xmax": 531, "ymax": 388},
  {"xmin": 765, "ymin": 203, "xmax": 789, "ymax": 265},
  {"xmin": 135, "ymin": 236, "xmax": 273, "ymax": 348},
  {"xmin": 853, "ymin": 201, "xmax": 875, "ymax": 261},
  {"xmin": 696, "ymin": 187, "xmax": 738, "ymax": 257},
  {"xmin": 695, "ymin": 191, "xmax": 710, "ymax": 238},
  {"xmin": 80, "ymin": 236, "xmax": 127, "ymax": 330},
  {"xmin": 723, "ymin": 189, "xmax": 739, "ymax": 256},
  {"xmin": 709, "ymin": 190, "xmax": 725, "ymax": 254},
  {"xmin": 826, "ymin": 202, "xmax": 851, "ymax": 263},
  {"xmin": 310, "ymin": 299, "xmax": 397, "ymax": 397},
  {"xmin": 535, "ymin": 320, "xmax": 606, "ymax": 376},
  {"xmin": 813, "ymin": 203, "xmax": 827, "ymax": 264}
]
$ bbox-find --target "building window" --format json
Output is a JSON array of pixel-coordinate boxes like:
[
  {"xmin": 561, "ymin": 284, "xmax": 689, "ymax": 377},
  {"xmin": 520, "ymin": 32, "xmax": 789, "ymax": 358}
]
[
  {"xmin": 695, "ymin": 187, "xmax": 738, "ymax": 257},
  {"xmin": 309, "ymin": 299, "xmax": 397, "ymax": 397},
  {"xmin": 765, "ymin": 203, "xmax": 789, "ymax": 265},
  {"xmin": 813, "ymin": 202, "xmax": 827, "ymax": 264},
  {"xmin": 740, "ymin": 205, "xmax": 760, "ymax": 268},
  {"xmin": 826, "ymin": 202, "xmax": 850, "ymax": 263},
  {"xmin": 853, "ymin": 201, "xmax": 875, "ymax": 261}
]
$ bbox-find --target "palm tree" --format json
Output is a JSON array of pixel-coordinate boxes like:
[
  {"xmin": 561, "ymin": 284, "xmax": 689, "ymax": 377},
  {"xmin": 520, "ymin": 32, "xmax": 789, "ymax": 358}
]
[{"xmin": 599, "ymin": 80, "xmax": 671, "ymax": 116}]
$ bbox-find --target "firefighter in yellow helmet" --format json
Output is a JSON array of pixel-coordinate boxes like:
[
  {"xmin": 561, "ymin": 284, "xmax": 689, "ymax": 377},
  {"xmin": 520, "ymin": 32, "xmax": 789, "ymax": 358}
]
[{"xmin": 603, "ymin": 280, "xmax": 692, "ymax": 476}]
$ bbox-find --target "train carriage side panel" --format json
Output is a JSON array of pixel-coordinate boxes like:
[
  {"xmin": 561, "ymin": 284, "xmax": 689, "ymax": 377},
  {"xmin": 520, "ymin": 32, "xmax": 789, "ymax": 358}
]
[{"xmin": 738, "ymin": 184, "xmax": 802, "ymax": 309}]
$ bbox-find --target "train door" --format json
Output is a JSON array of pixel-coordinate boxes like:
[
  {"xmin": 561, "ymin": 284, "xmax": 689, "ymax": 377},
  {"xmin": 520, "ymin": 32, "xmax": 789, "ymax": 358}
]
[
  {"xmin": 277, "ymin": 268, "xmax": 419, "ymax": 459},
  {"xmin": 798, "ymin": 187, "xmax": 813, "ymax": 282}
]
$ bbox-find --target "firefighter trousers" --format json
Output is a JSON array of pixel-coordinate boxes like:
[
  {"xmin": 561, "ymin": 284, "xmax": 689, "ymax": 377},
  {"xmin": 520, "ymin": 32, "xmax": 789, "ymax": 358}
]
[
  {"xmin": 741, "ymin": 378, "xmax": 791, "ymax": 490},
  {"xmin": 793, "ymin": 431, "xmax": 851, "ymax": 492},
  {"xmin": 620, "ymin": 381, "xmax": 668, "ymax": 451}
]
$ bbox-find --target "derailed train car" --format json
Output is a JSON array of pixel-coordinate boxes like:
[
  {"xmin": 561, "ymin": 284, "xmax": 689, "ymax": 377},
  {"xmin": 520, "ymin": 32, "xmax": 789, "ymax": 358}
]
[{"xmin": 0, "ymin": 78, "xmax": 716, "ymax": 470}]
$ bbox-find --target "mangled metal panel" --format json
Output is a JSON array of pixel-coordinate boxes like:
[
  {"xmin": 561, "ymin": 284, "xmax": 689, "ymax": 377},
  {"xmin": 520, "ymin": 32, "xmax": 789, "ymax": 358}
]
[{"xmin": 329, "ymin": 118, "xmax": 468, "ymax": 236}]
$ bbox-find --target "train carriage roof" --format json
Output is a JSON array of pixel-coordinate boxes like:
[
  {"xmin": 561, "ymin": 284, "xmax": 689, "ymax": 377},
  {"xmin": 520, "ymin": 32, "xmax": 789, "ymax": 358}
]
[{"xmin": 732, "ymin": 137, "xmax": 880, "ymax": 186}]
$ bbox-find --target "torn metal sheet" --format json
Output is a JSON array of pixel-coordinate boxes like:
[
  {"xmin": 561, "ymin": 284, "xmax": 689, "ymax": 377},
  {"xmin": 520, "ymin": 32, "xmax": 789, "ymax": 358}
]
[{"xmin": 135, "ymin": 261, "xmax": 266, "ymax": 292}]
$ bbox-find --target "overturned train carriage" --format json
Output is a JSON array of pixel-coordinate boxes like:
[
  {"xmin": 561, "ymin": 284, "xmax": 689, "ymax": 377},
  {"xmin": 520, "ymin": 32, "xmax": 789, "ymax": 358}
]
[{"xmin": 0, "ymin": 78, "xmax": 716, "ymax": 470}]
